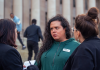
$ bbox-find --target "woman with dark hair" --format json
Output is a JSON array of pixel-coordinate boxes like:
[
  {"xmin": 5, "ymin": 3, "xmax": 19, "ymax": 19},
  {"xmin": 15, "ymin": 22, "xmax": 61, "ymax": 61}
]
[
  {"xmin": 64, "ymin": 7, "xmax": 100, "ymax": 70},
  {"xmin": 35, "ymin": 15, "xmax": 80, "ymax": 70},
  {"xmin": 0, "ymin": 19, "xmax": 23, "ymax": 70}
]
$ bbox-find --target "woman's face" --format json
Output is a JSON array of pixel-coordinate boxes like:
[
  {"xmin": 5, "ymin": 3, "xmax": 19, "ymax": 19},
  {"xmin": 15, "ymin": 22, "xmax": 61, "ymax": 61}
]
[
  {"xmin": 50, "ymin": 21, "xmax": 66, "ymax": 42},
  {"xmin": 15, "ymin": 28, "xmax": 17, "ymax": 41}
]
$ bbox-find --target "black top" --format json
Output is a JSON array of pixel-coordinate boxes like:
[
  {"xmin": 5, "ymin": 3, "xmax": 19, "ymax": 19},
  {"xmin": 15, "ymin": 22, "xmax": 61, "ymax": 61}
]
[
  {"xmin": 24, "ymin": 24, "xmax": 43, "ymax": 43},
  {"xmin": 64, "ymin": 36, "xmax": 100, "ymax": 70},
  {"xmin": 0, "ymin": 43, "xmax": 23, "ymax": 70}
]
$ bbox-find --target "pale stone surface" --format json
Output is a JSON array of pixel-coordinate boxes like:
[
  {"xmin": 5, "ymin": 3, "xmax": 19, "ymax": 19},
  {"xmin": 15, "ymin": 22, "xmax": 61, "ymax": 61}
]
[
  {"xmin": 4, "ymin": 0, "xmax": 13, "ymax": 19},
  {"xmin": 76, "ymin": 0, "xmax": 84, "ymax": 16},
  {"xmin": 0, "ymin": 0, "xmax": 4, "ymax": 19},
  {"xmin": 88, "ymin": 0, "xmax": 96, "ymax": 9},
  {"xmin": 40, "ymin": 0, "xmax": 45, "ymax": 35},
  {"xmin": 13, "ymin": 0, "xmax": 22, "ymax": 23},
  {"xmin": 47, "ymin": 0, "xmax": 56, "ymax": 21},
  {"xmin": 62, "ymin": 0, "xmax": 71, "ymax": 25},
  {"xmin": 31, "ymin": 0, "xmax": 40, "ymax": 26},
  {"xmin": 56, "ymin": 0, "xmax": 60, "ymax": 15},
  {"xmin": 22, "ymin": 0, "xmax": 29, "ymax": 32}
]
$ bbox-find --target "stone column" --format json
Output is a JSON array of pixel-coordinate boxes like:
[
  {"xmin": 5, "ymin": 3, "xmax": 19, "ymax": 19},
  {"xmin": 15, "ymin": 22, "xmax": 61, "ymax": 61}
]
[
  {"xmin": 88, "ymin": 0, "xmax": 96, "ymax": 9},
  {"xmin": 47, "ymin": 0, "xmax": 56, "ymax": 21},
  {"xmin": 76, "ymin": 0, "xmax": 84, "ymax": 16},
  {"xmin": 31, "ymin": 0, "xmax": 40, "ymax": 26},
  {"xmin": 23, "ymin": 0, "xmax": 29, "ymax": 30},
  {"xmin": 0, "ymin": 0, "xmax": 4, "ymax": 19},
  {"xmin": 40, "ymin": 0, "xmax": 45, "ymax": 34},
  {"xmin": 13, "ymin": 0, "xmax": 22, "ymax": 23},
  {"xmin": 62, "ymin": 0, "xmax": 71, "ymax": 25},
  {"xmin": 4, "ymin": 0, "xmax": 13, "ymax": 19},
  {"xmin": 56, "ymin": 0, "xmax": 60, "ymax": 15}
]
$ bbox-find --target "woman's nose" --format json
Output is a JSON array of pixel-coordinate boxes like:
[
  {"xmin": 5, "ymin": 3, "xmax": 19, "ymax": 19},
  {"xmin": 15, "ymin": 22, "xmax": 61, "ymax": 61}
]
[{"xmin": 52, "ymin": 29, "xmax": 56, "ymax": 33}]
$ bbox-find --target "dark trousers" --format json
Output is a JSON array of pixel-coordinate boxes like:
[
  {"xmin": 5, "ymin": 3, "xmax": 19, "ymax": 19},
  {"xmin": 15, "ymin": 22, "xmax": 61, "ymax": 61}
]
[
  {"xmin": 17, "ymin": 32, "xmax": 24, "ymax": 46},
  {"xmin": 27, "ymin": 40, "xmax": 38, "ymax": 60}
]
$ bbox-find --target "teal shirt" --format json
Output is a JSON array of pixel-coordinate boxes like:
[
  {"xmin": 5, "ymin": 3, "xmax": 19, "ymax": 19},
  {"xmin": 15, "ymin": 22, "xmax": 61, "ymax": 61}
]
[{"xmin": 36, "ymin": 38, "xmax": 80, "ymax": 70}]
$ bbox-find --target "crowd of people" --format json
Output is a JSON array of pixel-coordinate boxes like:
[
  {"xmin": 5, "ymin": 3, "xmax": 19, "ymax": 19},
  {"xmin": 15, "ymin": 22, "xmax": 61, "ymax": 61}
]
[{"xmin": 0, "ymin": 7, "xmax": 100, "ymax": 70}]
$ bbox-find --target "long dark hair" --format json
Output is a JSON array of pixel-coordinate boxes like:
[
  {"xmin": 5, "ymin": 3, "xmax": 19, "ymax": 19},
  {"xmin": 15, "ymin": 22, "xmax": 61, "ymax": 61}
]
[
  {"xmin": 75, "ymin": 7, "xmax": 99, "ymax": 39},
  {"xmin": 0, "ymin": 19, "xmax": 17, "ymax": 47},
  {"xmin": 36, "ymin": 15, "xmax": 71, "ymax": 63}
]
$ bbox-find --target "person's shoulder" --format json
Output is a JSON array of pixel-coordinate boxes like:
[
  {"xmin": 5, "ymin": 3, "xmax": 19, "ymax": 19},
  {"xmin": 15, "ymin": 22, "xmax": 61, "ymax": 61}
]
[
  {"xmin": 69, "ymin": 38, "xmax": 80, "ymax": 45},
  {"xmin": 0, "ymin": 43, "xmax": 19, "ymax": 57},
  {"xmin": 14, "ymin": 16, "xmax": 18, "ymax": 18},
  {"xmin": 0, "ymin": 43, "xmax": 14, "ymax": 50},
  {"xmin": 35, "ymin": 25, "xmax": 40, "ymax": 27},
  {"xmin": 27, "ymin": 25, "xmax": 32, "ymax": 28},
  {"xmin": 76, "ymin": 40, "xmax": 93, "ymax": 52},
  {"xmin": 35, "ymin": 25, "xmax": 41, "ymax": 29},
  {"xmin": 4, "ymin": 44, "xmax": 18, "ymax": 54}
]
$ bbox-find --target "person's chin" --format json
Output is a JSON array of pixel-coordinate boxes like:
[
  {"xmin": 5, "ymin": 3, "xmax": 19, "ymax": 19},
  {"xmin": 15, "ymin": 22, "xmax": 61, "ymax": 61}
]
[{"xmin": 54, "ymin": 38, "xmax": 59, "ymax": 41}]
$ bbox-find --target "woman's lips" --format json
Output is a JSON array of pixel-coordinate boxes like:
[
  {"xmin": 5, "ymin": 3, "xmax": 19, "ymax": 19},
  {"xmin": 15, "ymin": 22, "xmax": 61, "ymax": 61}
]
[{"xmin": 53, "ymin": 34, "xmax": 57, "ymax": 37}]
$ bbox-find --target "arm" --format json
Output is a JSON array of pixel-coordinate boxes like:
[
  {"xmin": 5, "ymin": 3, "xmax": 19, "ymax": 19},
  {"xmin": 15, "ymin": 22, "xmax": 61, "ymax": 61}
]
[
  {"xmin": 38, "ymin": 27, "xmax": 43, "ymax": 41},
  {"xmin": 24, "ymin": 28, "xmax": 27, "ymax": 38},
  {"xmin": 16, "ymin": 17, "xmax": 21, "ymax": 25},
  {"xmin": 2, "ymin": 49, "xmax": 23, "ymax": 70}
]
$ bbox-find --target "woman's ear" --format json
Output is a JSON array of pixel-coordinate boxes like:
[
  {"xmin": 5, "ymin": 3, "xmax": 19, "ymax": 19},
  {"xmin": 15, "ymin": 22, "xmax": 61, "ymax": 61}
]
[{"xmin": 77, "ymin": 31, "xmax": 80, "ymax": 38}]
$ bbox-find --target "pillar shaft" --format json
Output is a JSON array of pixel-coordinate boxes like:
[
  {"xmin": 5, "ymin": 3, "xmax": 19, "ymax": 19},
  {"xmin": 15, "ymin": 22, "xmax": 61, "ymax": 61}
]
[
  {"xmin": 0, "ymin": 0, "xmax": 4, "ymax": 19},
  {"xmin": 13, "ymin": 0, "xmax": 22, "ymax": 23},
  {"xmin": 76, "ymin": 0, "xmax": 84, "ymax": 16},
  {"xmin": 88, "ymin": 0, "xmax": 96, "ymax": 9},
  {"xmin": 48, "ymin": 0, "xmax": 56, "ymax": 20},
  {"xmin": 62, "ymin": 0, "xmax": 71, "ymax": 25},
  {"xmin": 31, "ymin": 0, "xmax": 40, "ymax": 26}
]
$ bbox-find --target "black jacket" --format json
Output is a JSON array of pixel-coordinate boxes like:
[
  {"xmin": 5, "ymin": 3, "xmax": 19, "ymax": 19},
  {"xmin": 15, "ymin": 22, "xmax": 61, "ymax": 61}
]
[
  {"xmin": 0, "ymin": 43, "xmax": 23, "ymax": 70},
  {"xmin": 24, "ymin": 24, "xmax": 43, "ymax": 43},
  {"xmin": 64, "ymin": 36, "xmax": 100, "ymax": 70}
]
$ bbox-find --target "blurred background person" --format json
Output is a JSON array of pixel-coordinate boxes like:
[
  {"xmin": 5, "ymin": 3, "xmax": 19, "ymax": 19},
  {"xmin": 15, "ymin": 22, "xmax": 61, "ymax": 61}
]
[
  {"xmin": 24, "ymin": 19, "xmax": 43, "ymax": 60},
  {"xmin": 35, "ymin": 15, "xmax": 80, "ymax": 70},
  {"xmin": 64, "ymin": 7, "xmax": 100, "ymax": 70},
  {"xmin": 10, "ymin": 13, "xmax": 26, "ymax": 50},
  {"xmin": 0, "ymin": 19, "xmax": 23, "ymax": 70}
]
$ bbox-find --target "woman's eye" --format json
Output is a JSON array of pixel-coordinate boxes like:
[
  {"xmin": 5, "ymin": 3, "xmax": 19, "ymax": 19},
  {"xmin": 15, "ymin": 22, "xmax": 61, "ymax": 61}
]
[
  {"xmin": 56, "ymin": 27, "xmax": 59, "ymax": 29},
  {"xmin": 50, "ymin": 28, "xmax": 53, "ymax": 30}
]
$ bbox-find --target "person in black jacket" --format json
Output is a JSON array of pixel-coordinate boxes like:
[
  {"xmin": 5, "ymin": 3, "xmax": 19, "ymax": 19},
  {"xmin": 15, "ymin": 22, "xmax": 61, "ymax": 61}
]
[
  {"xmin": 24, "ymin": 19, "xmax": 43, "ymax": 60},
  {"xmin": 0, "ymin": 19, "xmax": 23, "ymax": 70},
  {"xmin": 64, "ymin": 7, "xmax": 100, "ymax": 70}
]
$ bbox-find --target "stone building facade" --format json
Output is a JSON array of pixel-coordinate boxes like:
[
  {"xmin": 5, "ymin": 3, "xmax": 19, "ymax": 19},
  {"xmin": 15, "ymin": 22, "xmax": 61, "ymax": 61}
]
[{"xmin": 0, "ymin": 0, "xmax": 100, "ymax": 43}]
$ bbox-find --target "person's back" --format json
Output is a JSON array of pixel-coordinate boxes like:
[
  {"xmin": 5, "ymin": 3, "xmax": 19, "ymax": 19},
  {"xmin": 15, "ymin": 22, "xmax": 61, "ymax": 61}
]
[
  {"xmin": 24, "ymin": 19, "xmax": 43, "ymax": 60},
  {"xmin": 25, "ymin": 24, "xmax": 42, "ymax": 42},
  {"xmin": 84, "ymin": 37, "xmax": 100, "ymax": 70}
]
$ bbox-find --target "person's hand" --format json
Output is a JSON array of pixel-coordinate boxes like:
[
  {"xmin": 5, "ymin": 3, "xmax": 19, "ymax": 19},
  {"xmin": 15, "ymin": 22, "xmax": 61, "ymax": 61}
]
[
  {"xmin": 17, "ymin": 31, "xmax": 20, "ymax": 33},
  {"xmin": 23, "ymin": 65, "xmax": 26, "ymax": 68},
  {"xmin": 14, "ymin": 47, "xmax": 17, "ymax": 49}
]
